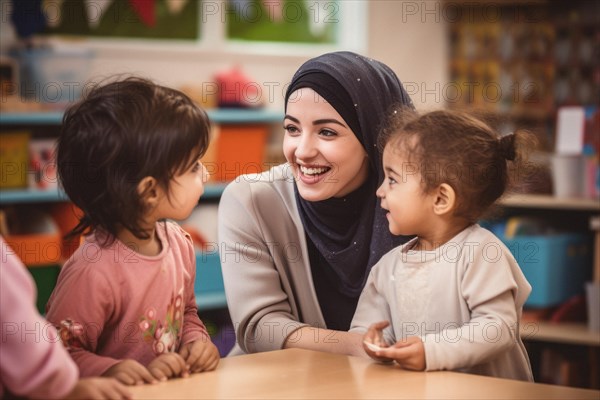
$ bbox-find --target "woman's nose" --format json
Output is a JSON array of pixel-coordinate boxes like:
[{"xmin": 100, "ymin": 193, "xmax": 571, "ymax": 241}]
[{"xmin": 294, "ymin": 134, "xmax": 318, "ymax": 160}]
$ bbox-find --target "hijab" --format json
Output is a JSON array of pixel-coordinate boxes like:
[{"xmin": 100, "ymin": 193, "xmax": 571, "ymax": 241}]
[{"xmin": 284, "ymin": 51, "xmax": 414, "ymax": 299}]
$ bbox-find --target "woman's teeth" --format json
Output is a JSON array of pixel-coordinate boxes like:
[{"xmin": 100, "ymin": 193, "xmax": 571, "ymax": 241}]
[{"xmin": 300, "ymin": 166, "xmax": 330, "ymax": 176}]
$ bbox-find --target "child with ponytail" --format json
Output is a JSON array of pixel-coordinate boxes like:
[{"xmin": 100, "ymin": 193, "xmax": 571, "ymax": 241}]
[{"xmin": 351, "ymin": 109, "xmax": 535, "ymax": 381}]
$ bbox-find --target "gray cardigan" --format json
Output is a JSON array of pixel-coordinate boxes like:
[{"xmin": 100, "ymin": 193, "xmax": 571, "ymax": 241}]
[{"xmin": 218, "ymin": 164, "xmax": 326, "ymax": 354}]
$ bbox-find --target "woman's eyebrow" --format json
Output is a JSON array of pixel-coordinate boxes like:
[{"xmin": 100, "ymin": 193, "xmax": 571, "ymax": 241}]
[
  {"xmin": 312, "ymin": 119, "xmax": 347, "ymax": 128},
  {"xmin": 284, "ymin": 115, "xmax": 347, "ymax": 129}
]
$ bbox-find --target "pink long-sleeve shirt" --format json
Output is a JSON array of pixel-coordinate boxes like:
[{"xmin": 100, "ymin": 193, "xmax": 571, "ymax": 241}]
[
  {"xmin": 0, "ymin": 237, "xmax": 78, "ymax": 399},
  {"xmin": 45, "ymin": 222, "xmax": 210, "ymax": 377}
]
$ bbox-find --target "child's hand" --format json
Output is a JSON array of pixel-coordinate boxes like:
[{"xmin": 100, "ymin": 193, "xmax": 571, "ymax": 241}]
[
  {"xmin": 375, "ymin": 336, "xmax": 426, "ymax": 371},
  {"xmin": 102, "ymin": 359, "xmax": 156, "ymax": 386},
  {"xmin": 66, "ymin": 377, "xmax": 132, "ymax": 400},
  {"xmin": 179, "ymin": 338, "xmax": 220, "ymax": 373},
  {"xmin": 363, "ymin": 321, "xmax": 393, "ymax": 362},
  {"xmin": 147, "ymin": 352, "xmax": 189, "ymax": 381}
]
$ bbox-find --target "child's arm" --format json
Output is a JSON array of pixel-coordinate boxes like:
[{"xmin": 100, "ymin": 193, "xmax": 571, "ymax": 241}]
[
  {"xmin": 178, "ymin": 228, "xmax": 219, "ymax": 372},
  {"xmin": 0, "ymin": 242, "xmax": 78, "ymax": 399},
  {"xmin": 350, "ymin": 268, "xmax": 396, "ymax": 359}
]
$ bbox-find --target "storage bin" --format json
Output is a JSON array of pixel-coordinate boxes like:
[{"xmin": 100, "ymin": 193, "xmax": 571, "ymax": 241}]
[
  {"xmin": 4, "ymin": 232, "xmax": 62, "ymax": 267},
  {"xmin": 3, "ymin": 209, "xmax": 62, "ymax": 267},
  {"xmin": 13, "ymin": 46, "xmax": 93, "ymax": 105},
  {"xmin": 194, "ymin": 251, "xmax": 224, "ymax": 294},
  {"xmin": 501, "ymin": 234, "xmax": 592, "ymax": 307},
  {"xmin": 0, "ymin": 131, "xmax": 30, "ymax": 189},
  {"xmin": 212, "ymin": 124, "xmax": 269, "ymax": 181}
]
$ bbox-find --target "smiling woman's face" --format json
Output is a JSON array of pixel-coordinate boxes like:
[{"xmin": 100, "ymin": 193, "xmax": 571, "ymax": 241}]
[{"xmin": 283, "ymin": 88, "xmax": 369, "ymax": 201}]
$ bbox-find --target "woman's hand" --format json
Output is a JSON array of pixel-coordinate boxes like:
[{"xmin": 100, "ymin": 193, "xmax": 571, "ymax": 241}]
[
  {"xmin": 147, "ymin": 352, "xmax": 189, "ymax": 381},
  {"xmin": 65, "ymin": 377, "xmax": 132, "ymax": 399},
  {"xmin": 179, "ymin": 339, "xmax": 220, "ymax": 373},
  {"xmin": 102, "ymin": 359, "xmax": 156, "ymax": 385},
  {"xmin": 375, "ymin": 336, "xmax": 426, "ymax": 371},
  {"xmin": 363, "ymin": 321, "xmax": 393, "ymax": 362}
]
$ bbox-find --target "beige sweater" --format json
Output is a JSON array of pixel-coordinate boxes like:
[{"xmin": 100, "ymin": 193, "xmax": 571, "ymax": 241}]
[
  {"xmin": 350, "ymin": 224, "xmax": 533, "ymax": 381},
  {"xmin": 218, "ymin": 164, "xmax": 327, "ymax": 354}
]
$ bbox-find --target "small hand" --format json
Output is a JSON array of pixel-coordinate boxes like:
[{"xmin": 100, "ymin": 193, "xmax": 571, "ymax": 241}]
[
  {"xmin": 363, "ymin": 321, "xmax": 393, "ymax": 362},
  {"xmin": 65, "ymin": 377, "xmax": 132, "ymax": 400},
  {"xmin": 179, "ymin": 338, "xmax": 220, "ymax": 373},
  {"xmin": 102, "ymin": 359, "xmax": 156, "ymax": 386},
  {"xmin": 147, "ymin": 352, "xmax": 189, "ymax": 381},
  {"xmin": 375, "ymin": 336, "xmax": 426, "ymax": 371}
]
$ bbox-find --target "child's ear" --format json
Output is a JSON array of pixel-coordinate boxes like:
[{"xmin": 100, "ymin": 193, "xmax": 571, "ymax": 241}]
[
  {"xmin": 432, "ymin": 183, "xmax": 456, "ymax": 216},
  {"xmin": 137, "ymin": 176, "xmax": 159, "ymax": 206}
]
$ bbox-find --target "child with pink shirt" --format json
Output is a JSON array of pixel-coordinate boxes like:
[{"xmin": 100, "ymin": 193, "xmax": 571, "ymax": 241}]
[
  {"xmin": 46, "ymin": 77, "xmax": 219, "ymax": 386},
  {"xmin": 1, "ymin": 237, "xmax": 130, "ymax": 399}
]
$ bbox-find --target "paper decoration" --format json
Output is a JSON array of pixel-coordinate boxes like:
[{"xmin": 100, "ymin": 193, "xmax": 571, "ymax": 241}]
[
  {"xmin": 166, "ymin": 0, "xmax": 188, "ymax": 15},
  {"xmin": 84, "ymin": 0, "xmax": 113, "ymax": 29},
  {"xmin": 129, "ymin": 0, "xmax": 156, "ymax": 27},
  {"xmin": 43, "ymin": 0, "xmax": 65, "ymax": 28},
  {"xmin": 556, "ymin": 106, "xmax": 586, "ymax": 155}
]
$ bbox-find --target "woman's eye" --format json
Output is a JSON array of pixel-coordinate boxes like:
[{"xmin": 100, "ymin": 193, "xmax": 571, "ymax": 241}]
[
  {"xmin": 284, "ymin": 125, "xmax": 299, "ymax": 135},
  {"xmin": 319, "ymin": 129, "xmax": 337, "ymax": 137},
  {"xmin": 191, "ymin": 161, "xmax": 200, "ymax": 173},
  {"xmin": 388, "ymin": 177, "xmax": 397, "ymax": 185}
]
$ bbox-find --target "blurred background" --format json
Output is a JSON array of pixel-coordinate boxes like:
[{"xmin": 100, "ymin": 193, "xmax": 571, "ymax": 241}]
[{"xmin": 0, "ymin": 0, "xmax": 599, "ymax": 390}]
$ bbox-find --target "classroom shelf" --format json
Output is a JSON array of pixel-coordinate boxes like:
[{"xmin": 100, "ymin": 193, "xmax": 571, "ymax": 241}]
[
  {"xmin": 521, "ymin": 321, "xmax": 600, "ymax": 347},
  {"xmin": 0, "ymin": 183, "xmax": 228, "ymax": 204},
  {"xmin": 0, "ymin": 109, "xmax": 284, "ymax": 126},
  {"xmin": 196, "ymin": 292, "xmax": 228, "ymax": 311},
  {"xmin": 500, "ymin": 194, "xmax": 600, "ymax": 211}
]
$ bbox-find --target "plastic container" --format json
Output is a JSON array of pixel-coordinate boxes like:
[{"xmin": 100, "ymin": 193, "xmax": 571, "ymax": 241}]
[
  {"xmin": 194, "ymin": 251, "xmax": 224, "ymax": 294},
  {"xmin": 212, "ymin": 124, "xmax": 269, "ymax": 182},
  {"xmin": 13, "ymin": 46, "xmax": 93, "ymax": 105},
  {"xmin": 502, "ymin": 234, "xmax": 592, "ymax": 307},
  {"xmin": 0, "ymin": 131, "xmax": 30, "ymax": 189}
]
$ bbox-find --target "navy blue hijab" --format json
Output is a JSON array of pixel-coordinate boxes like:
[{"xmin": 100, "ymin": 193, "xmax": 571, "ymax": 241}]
[{"xmin": 284, "ymin": 52, "xmax": 414, "ymax": 327}]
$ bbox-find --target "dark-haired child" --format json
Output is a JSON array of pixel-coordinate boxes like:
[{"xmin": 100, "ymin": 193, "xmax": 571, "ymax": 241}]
[
  {"xmin": 350, "ymin": 109, "xmax": 534, "ymax": 381},
  {"xmin": 46, "ymin": 77, "xmax": 219, "ymax": 386}
]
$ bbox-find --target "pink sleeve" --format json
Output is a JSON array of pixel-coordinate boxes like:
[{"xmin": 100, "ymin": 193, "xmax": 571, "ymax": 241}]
[
  {"xmin": 179, "ymin": 230, "xmax": 210, "ymax": 345},
  {"xmin": 45, "ymin": 262, "xmax": 121, "ymax": 377},
  {"xmin": 0, "ymin": 238, "xmax": 78, "ymax": 399}
]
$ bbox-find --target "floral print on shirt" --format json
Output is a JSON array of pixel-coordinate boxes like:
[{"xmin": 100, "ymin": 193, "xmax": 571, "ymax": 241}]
[{"xmin": 139, "ymin": 289, "xmax": 184, "ymax": 355}]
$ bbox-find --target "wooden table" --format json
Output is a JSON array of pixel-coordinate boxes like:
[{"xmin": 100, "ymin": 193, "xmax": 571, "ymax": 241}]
[{"xmin": 128, "ymin": 349, "xmax": 600, "ymax": 399}]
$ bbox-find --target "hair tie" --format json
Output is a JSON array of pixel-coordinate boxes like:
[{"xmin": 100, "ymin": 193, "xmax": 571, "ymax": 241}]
[{"xmin": 498, "ymin": 133, "xmax": 516, "ymax": 161}]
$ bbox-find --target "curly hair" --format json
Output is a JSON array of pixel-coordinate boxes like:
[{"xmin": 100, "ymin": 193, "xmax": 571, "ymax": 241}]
[
  {"xmin": 57, "ymin": 77, "xmax": 210, "ymax": 243},
  {"xmin": 380, "ymin": 107, "xmax": 537, "ymax": 222}
]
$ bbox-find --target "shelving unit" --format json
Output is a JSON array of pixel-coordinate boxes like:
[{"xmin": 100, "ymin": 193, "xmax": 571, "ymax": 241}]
[
  {"xmin": 500, "ymin": 194, "xmax": 600, "ymax": 211},
  {"xmin": 1, "ymin": 108, "xmax": 284, "ymax": 312},
  {"xmin": 0, "ymin": 183, "xmax": 228, "ymax": 204},
  {"xmin": 0, "ymin": 108, "xmax": 284, "ymax": 125},
  {"xmin": 521, "ymin": 322, "xmax": 599, "ymax": 347},
  {"xmin": 499, "ymin": 192, "xmax": 600, "ymax": 388}
]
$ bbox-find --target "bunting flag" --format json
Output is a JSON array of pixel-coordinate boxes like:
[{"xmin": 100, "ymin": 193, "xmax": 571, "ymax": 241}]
[
  {"xmin": 43, "ymin": 0, "xmax": 65, "ymax": 28},
  {"xmin": 128, "ymin": 0, "xmax": 157, "ymax": 27},
  {"xmin": 84, "ymin": 0, "xmax": 113, "ymax": 29},
  {"xmin": 166, "ymin": 0, "xmax": 188, "ymax": 15}
]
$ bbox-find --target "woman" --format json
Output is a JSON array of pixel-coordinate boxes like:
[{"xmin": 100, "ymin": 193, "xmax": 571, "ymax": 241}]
[{"xmin": 218, "ymin": 51, "xmax": 414, "ymax": 355}]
